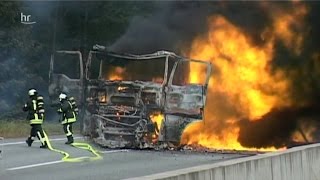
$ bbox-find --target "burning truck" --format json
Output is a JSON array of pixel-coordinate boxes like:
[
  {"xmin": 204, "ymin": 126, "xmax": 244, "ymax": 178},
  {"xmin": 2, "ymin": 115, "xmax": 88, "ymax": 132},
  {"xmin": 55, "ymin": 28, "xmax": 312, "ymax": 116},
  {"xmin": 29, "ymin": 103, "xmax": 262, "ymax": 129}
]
[{"xmin": 48, "ymin": 45, "xmax": 212, "ymax": 148}]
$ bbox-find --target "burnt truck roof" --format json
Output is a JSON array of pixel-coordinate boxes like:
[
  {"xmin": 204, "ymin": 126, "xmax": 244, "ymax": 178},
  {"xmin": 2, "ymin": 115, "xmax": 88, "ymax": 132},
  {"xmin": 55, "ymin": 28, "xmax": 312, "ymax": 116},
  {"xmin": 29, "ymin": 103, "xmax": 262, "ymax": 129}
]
[
  {"xmin": 93, "ymin": 44, "xmax": 178, "ymax": 60},
  {"xmin": 92, "ymin": 44, "xmax": 210, "ymax": 65}
]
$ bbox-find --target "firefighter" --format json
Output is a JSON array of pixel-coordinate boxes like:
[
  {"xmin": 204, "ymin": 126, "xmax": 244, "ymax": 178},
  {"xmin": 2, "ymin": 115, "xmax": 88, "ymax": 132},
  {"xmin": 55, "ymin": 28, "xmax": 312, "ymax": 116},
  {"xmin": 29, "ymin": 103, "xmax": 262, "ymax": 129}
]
[
  {"xmin": 23, "ymin": 88, "xmax": 48, "ymax": 148},
  {"xmin": 57, "ymin": 93, "xmax": 77, "ymax": 144}
]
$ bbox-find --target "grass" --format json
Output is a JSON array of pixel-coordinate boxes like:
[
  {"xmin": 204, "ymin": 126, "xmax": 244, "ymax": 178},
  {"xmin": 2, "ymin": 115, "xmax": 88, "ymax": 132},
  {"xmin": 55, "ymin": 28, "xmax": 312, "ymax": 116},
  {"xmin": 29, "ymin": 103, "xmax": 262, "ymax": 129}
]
[{"xmin": 0, "ymin": 119, "xmax": 80, "ymax": 139}]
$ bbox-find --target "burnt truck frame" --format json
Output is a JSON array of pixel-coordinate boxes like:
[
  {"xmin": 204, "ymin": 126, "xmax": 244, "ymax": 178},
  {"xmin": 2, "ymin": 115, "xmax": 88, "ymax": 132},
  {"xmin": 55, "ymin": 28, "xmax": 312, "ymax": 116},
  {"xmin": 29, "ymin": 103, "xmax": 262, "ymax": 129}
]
[{"xmin": 48, "ymin": 45, "xmax": 212, "ymax": 148}]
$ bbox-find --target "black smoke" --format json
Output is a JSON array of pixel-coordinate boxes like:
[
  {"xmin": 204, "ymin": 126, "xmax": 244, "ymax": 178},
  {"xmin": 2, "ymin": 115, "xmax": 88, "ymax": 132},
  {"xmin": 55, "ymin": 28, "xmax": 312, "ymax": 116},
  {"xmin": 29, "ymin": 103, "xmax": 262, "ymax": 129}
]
[
  {"xmin": 238, "ymin": 104, "xmax": 320, "ymax": 148},
  {"xmin": 110, "ymin": 1, "xmax": 215, "ymax": 54},
  {"xmin": 109, "ymin": 1, "xmax": 289, "ymax": 54},
  {"xmin": 109, "ymin": 1, "xmax": 320, "ymax": 148}
]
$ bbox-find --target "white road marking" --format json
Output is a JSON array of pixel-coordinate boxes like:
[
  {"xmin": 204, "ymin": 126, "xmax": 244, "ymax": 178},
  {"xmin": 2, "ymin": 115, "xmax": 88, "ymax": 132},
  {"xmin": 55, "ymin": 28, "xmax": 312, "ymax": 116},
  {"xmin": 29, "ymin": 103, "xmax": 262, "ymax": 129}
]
[
  {"xmin": 1, "ymin": 137, "xmax": 82, "ymax": 146},
  {"xmin": 100, "ymin": 149, "xmax": 130, "ymax": 154},
  {"xmin": 6, "ymin": 149, "xmax": 128, "ymax": 171},
  {"xmin": 7, "ymin": 156, "xmax": 89, "ymax": 171},
  {"xmin": 7, "ymin": 160, "xmax": 64, "ymax": 171}
]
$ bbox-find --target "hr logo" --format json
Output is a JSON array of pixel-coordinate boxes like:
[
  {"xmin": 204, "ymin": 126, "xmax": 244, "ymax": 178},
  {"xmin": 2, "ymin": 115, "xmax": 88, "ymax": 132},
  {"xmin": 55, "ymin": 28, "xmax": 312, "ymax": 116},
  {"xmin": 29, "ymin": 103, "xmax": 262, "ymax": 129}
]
[{"xmin": 20, "ymin": 12, "xmax": 36, "ymax": 25}]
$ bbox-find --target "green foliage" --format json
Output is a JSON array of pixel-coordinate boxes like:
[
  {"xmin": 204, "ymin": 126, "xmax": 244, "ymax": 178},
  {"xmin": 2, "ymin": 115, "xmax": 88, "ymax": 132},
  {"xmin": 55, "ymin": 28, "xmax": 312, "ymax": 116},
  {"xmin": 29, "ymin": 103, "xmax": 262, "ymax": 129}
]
[
  {"xmin": 0, "ymin": 1, "xmax": 156, "ymax": 119},
  {"xmin": 0, "ymin": 1, "xmax": 45, "ymax": 117},
  {"xmin": 0, "ymin": 120, "xmax": 79, "ymax": 138},
  {"xmin": 52, "ymin": 1, "xmax": 155, "ymax": 50},
  {"xmin": 0, "ymin": 1, "xmax": 21, "ymax": 28}
]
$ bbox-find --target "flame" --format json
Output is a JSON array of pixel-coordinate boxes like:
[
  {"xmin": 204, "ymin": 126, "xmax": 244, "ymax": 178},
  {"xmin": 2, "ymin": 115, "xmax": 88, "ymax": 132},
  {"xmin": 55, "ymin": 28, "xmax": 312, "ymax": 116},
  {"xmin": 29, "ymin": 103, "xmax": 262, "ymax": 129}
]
[
  {"xmin": 291, "ymin": 121, "xmax": 317, "ymax": 142},
  {"xmin": 182, "ymin": 121, "xmax": 281, "ymax": 151},
  {"xmin": 181, "ymin": 11, "xmax": 308, "ymax": 151},
  {"xmin": 117, "ymin": 86, "xmax": 127, "ymax": 91},
  {"xmin": 116, "ymin": 112, "xmax": 120, "ymax": 120},
  {"xmin": 107, "ymin": 67, "xmax": 125, "ymax": 80},
  {"xmin": 98, "ymin": 94, "xmax": 107, "ymax": 103},
  {"xmin": 189, "ymin": 61, "xmax": 208, "ymax": 84},
  {"xmin": 291, "ymin": 129, "xmax": 315, "ymax": 143},
  {"xmin": 150, "ymin": 112, "xmax": 164, "ymax": 134},
  {"xmin": 269, "ymin": 2, "xmax": 308, "ymax": 55},
  {"xmin": 152, "ymin": 77, "xmax": 164, "ymax": 84},
  {"xmin": 190, "ymin": 16, "xmax": 290, "ymax": 119}
]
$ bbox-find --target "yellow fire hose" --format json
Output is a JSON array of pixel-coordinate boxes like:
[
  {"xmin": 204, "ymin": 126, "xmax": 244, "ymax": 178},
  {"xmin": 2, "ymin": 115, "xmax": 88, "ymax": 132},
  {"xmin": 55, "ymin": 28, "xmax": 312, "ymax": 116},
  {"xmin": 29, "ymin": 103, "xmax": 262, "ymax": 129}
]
[{"xmin": 43, "ymin": 131, "xmax": 102, "ymax": 162}]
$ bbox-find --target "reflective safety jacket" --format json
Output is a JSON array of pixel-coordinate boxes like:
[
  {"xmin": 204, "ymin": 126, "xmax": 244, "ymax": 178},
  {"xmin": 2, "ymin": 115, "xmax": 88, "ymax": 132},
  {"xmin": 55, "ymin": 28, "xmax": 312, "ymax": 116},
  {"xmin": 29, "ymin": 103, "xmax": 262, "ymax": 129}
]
[
  {"xmin": 23, "ymin": 95, "xmax": 45, "ymax": 125},
  {"xmin": 57, "ymin": 99, "xmax": 77, "ymax": 124},
  {"xmin": 68, "ymin": 97, "xmax": 79, "ymax": 115}
]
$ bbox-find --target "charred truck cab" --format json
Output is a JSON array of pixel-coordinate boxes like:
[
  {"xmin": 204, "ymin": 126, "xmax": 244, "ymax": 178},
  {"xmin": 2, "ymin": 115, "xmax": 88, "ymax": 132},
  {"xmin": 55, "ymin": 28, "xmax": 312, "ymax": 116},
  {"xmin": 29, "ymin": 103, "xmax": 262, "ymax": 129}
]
[{"xmin": 48, "ymin": 45, "xmax": 212, "ymax": 149}]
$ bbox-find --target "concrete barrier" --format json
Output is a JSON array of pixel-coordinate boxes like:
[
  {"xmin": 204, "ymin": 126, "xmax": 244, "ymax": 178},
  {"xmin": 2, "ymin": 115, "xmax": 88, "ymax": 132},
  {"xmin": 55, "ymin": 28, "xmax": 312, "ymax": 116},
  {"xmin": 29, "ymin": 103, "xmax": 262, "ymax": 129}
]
[{"xmin": 126, "ymin": 143, "xmax": 320, "ymax": 180}]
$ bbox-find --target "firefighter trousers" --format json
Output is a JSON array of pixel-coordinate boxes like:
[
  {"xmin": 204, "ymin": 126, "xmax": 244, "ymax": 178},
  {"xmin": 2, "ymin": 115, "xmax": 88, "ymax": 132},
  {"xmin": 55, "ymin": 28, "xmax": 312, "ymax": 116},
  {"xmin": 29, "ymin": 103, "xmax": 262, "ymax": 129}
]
[
  {"xmin": 63, "ymin": 123, "xmax": 74, "ymax": 144},
  {"xmin": 27, "ymin": 124, "xmax": 47, "ymax": 147}
]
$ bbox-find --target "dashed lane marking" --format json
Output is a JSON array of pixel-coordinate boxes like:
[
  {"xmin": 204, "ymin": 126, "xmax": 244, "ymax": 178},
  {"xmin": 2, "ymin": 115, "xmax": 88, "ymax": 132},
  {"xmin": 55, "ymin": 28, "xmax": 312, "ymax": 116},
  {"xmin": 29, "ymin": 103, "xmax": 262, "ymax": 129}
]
[
  {"xmin": 7, "ymin": 160, "xmax": 65, "ymax": 171},
  {"xmin": 6, "ymin": 149, "xmax": 129, "ymax": 171}
]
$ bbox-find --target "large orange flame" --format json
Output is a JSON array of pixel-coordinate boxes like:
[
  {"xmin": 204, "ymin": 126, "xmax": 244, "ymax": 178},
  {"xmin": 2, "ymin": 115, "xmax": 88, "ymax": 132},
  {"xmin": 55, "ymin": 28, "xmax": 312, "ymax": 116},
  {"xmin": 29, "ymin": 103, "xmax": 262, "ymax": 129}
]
[
  {"xmin": 191, "ymin": 15, "xmax": 290, "ymax": 119},
  {"xmin": 181, "ymin": 3, "xmax": 308, "ymax": 151}
]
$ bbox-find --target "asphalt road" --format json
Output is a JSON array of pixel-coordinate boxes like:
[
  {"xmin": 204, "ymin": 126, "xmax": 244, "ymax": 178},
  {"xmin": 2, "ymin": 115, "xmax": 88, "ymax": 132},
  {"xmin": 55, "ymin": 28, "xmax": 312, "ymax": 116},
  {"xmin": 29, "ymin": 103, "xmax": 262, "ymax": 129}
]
[{"xmin": 0, "ymin": 136, "xmax": 250, "ymax": 180}]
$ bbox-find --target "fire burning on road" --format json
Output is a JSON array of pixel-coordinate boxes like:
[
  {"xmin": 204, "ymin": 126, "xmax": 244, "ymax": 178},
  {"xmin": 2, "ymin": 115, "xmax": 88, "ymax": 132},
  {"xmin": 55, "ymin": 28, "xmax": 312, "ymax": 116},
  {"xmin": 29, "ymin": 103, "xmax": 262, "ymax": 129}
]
[{"xmin": 181, "ymin": 2, "xmax": 311, "ymax": 151}]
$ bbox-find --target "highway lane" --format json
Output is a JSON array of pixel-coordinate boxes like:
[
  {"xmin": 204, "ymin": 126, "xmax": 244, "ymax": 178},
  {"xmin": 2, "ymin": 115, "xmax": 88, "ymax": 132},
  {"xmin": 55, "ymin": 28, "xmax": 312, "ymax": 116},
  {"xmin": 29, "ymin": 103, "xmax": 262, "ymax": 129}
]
[{"xmin": 0, "ymin": 136, "xmax": 250, "ymax": 180}]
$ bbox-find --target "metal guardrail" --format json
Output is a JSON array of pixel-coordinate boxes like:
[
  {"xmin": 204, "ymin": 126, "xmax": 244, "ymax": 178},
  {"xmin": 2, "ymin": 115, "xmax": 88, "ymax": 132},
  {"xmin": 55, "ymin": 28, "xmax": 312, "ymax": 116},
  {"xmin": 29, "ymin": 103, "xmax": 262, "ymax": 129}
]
[{"xmin": 125, "ymin": 143, "xmax": 320, "ymax": 180}]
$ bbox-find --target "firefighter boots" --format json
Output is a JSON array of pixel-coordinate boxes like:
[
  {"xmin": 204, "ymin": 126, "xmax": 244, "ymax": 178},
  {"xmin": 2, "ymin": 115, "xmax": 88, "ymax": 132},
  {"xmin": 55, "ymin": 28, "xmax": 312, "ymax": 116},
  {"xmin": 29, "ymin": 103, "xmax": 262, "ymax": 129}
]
[
  {"xmin": 65, "ymin": 136, "xmax": 74, "ymax": 144},
  {"xmin": 26, "ymin": 137, "xmax": 34, "ymax": 147},
  {"xmin": 40, "ymin": 142, "xmax": 48, "ymax": 148}
]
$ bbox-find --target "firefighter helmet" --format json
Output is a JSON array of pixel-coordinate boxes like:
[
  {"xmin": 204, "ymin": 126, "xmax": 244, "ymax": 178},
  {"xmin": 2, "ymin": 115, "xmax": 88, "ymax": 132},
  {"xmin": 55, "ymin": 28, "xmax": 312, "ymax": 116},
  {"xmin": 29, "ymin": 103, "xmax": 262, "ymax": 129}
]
[
  {"xmin": 28, "ymin": 89, "xmax": 37, "ymax": 96},
  {"xmin": 59, "ymin": 93, "xmax": 67, "ymax": 101}
]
